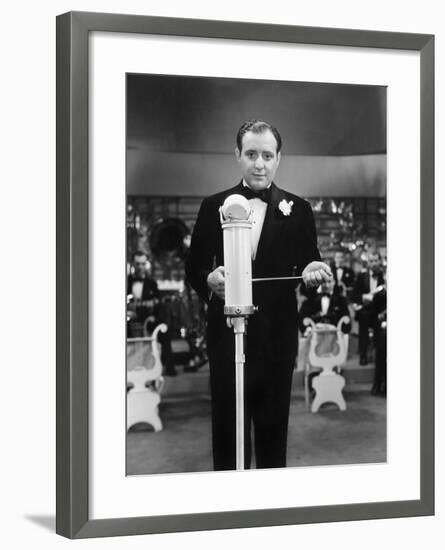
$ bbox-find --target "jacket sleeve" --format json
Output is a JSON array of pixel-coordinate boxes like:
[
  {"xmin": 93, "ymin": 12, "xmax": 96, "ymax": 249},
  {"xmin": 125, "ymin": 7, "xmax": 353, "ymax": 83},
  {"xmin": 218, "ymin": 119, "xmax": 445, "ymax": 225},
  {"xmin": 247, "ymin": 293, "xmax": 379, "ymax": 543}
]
[
  {"xmin": 185, "ymin": 197, "xmax": 219, "ymax": 303},
  {"xmin": 352, "ymin": 274, "xmax": 364, "ymax": 304},
  {"xmin": 339, "ymin": 296, "xmax": 352, "ymax": 333},
  {"xmin": 297, "ymin": 200, "xmax": 321, "ymax": 276}
]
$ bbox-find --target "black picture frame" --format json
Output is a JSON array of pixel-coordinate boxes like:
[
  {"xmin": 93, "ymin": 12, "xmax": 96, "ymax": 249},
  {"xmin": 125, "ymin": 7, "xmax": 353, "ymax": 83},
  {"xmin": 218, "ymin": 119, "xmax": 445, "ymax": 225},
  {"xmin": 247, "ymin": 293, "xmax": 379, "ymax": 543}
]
[{"xmin": 56, "ymin": 11, "xmax": 435, "ymax": 539}]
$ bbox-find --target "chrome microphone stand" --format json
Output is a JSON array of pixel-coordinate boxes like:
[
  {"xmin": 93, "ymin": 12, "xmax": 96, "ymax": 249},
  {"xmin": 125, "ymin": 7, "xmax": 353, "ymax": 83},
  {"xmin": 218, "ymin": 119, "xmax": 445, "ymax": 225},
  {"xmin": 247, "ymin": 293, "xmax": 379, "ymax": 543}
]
[
  {"xmin": 220, "ymin": 196, "xmax": 304, "ymax": 470},
  {"xmin": 220, "ymin": 195, "xmax": 255, "ymax": 471},
  {"xmin": 224, "ymin": 311, "xmax": 254, "ymax": 470}
]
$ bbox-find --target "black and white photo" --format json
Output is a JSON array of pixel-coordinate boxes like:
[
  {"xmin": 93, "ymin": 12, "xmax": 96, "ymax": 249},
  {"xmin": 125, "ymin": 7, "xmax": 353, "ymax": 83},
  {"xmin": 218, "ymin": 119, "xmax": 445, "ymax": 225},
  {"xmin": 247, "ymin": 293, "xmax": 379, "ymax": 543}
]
[{"xmin": 125, "ymin": 74, "xmax": 388, "ymax": 475}]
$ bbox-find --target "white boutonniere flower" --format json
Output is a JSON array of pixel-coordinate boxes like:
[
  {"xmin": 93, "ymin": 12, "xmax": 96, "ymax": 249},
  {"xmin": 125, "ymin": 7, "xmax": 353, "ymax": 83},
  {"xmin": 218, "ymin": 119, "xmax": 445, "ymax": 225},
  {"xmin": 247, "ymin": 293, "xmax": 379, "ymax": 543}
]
[{"xmin": 278, "ymin": 199, "xmax": 294, "ymax": 216}]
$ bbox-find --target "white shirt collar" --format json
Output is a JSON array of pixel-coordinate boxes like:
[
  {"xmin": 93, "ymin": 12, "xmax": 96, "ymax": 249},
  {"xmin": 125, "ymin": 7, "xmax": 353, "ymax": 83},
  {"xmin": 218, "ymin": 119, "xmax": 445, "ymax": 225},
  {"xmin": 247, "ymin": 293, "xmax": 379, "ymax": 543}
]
[{"xmin": 242, "ymin": 179, "xmax": 272, "ymax": 190}]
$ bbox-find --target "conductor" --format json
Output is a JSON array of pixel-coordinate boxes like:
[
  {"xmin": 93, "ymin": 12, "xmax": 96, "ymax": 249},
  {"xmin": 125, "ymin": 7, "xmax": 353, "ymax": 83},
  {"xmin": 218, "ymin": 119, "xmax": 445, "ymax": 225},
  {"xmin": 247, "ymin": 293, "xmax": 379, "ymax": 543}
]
[{"xmin": 186, "ymin": 120, "xmax": 332, "ymax": 470}]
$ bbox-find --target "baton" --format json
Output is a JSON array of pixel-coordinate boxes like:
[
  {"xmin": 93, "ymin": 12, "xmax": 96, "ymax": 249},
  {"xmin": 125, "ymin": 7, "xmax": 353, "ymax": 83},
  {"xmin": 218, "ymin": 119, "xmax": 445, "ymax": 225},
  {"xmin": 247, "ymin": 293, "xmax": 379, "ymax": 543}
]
[{"xmin": 252, "ymin": 275, "xmax": 304, "ymax": 282}]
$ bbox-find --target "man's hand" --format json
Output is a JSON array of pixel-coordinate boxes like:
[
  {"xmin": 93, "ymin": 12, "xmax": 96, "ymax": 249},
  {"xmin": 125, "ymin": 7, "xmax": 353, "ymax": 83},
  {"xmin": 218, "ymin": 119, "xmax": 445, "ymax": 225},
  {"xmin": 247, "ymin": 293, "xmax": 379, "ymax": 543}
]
[
  {"xmin": 302, "ymin": 261, "xmax": 333, "ymax": 288},
  {"xmin": 207, "ymin": 266, "xmax": 225, "ymax": 300}
]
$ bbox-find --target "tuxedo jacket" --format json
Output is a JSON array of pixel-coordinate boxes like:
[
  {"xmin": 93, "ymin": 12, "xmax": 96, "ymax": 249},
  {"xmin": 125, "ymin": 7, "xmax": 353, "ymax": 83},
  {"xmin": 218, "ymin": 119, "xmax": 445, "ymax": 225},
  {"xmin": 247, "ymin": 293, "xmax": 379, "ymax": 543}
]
[
  {"xmin": 127, "ymin": 275, "xmax": 160, "ymax": 324},
  {"xmin": 298, "ymin": 292, "xmax": 351, "ymax": 334},
  {"xmin": 185, "ymin": 181, "xmax": 321, "ymax": 363},
  {"xmin": 371, "ymin": 286, "xmax": 387, "ymax": 331},
  {"xmin": 352, "ymin": 271, "xmax": 385, "ymax": 305},
  {"xmin": 127, "ymin": 275, "xmax": 159, "ymax": 300},
  {"xmin": 330, "ymin": 263, "xmax": 355, "ymax": 289}
]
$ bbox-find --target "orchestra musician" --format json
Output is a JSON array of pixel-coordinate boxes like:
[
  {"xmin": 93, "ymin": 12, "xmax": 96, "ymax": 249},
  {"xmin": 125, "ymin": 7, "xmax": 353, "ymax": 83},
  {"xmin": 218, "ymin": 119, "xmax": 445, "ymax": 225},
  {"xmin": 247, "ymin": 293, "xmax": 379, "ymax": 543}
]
[
  {"xmin": 299, "ymin": 278, "xmax": 351, "ymax": 334},
  {"xmin": 127, "ymin": 251, "xmax": 176, "ymax": 376},
  {"xmin": 352, "ymin": 251, "xmax": 385, "ymax": 365},
  {"xmin": 127, "ymin": 251, "xmax": 159, "ymax": 334},
  {"xmin": 330, "ymin": 250, "xmax": 355, "ymax": 296},
  {"xmin": 370, "ymin": 269, "xmax": 387, "ymax": 395}
]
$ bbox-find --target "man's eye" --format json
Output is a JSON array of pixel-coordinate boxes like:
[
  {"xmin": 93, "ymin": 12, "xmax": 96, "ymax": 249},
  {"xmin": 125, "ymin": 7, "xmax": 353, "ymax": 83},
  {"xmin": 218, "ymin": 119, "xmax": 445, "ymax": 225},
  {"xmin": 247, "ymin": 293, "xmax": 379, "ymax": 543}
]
[{"xmin": 263, "ymin": 154, "xmax": 273, "ymax": 161}]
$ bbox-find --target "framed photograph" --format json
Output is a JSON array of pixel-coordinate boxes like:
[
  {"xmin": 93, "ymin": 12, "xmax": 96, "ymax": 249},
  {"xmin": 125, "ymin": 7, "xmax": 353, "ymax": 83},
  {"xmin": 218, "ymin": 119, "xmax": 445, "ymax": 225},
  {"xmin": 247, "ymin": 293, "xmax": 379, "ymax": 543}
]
[{"xmin": 56, "ymin": 11, "xmax": 434, "ymax": 538}]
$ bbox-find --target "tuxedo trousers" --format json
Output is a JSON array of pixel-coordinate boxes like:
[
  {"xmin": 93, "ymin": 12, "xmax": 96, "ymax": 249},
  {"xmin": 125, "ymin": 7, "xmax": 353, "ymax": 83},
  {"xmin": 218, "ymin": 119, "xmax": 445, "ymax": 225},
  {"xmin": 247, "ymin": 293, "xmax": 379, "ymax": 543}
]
[{"xmin": 207, "ymin": 311, "xmax": 296, "ymax": 471}]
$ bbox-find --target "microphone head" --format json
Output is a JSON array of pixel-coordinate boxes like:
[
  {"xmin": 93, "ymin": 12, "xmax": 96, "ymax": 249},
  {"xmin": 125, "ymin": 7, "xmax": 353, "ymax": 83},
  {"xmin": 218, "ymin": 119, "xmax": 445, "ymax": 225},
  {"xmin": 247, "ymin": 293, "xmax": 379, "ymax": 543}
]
[{"xmin": 221, "ymin": 194, "xmax": 251, "ymax": 221}]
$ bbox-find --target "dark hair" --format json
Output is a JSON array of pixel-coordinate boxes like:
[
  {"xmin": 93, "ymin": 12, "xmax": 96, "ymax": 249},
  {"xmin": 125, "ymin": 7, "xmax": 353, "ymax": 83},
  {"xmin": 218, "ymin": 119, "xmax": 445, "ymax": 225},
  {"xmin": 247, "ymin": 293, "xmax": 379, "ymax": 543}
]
[
  {"xmin": 132, "ymin": 250, "xmax": 148, "ymax": 261},
  {"xmin": 236, "ymin": 120, "xmax": 282, "ymax": 154}
]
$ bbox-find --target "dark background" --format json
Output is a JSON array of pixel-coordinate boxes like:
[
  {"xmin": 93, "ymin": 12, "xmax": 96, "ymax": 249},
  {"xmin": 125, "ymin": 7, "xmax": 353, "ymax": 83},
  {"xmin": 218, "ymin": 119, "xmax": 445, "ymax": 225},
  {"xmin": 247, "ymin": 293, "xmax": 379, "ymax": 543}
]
[{"xmin": 126, "ymin": 74, "xmax": 386, "ymax": 198}]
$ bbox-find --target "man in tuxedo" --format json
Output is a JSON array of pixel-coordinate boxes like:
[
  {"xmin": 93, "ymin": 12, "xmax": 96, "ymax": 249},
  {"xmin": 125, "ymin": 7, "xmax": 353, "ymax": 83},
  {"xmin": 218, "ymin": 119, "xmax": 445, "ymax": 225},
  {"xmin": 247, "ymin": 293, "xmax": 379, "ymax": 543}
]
[
  {"xmin": 330, "ymin": 250, "xmax": 355, "ymax": 296},
  {"xmin": 186, "ymin": 120, "xmax": 332, "ymax": 470},
  {"xmin": 298, "ymin": 279, "xmax": 350, "ymax": 395},
  {"xmin": 370, "ymin": 271, "xmax": 387, "ymax": 395},
  {"xmin": 127, "ymin": 252, "xmax": 159, "ymax": 335},
  {"xmin": 299, "ymin": 279, "xmax": 351, "ymax": 334},
  {"xmin": 352, "ymin": 252, "xmax": 385, "ymax": 365},
  {"xmin": 127, "ymin": 251, "xmax": 176, "ymax": 375}
]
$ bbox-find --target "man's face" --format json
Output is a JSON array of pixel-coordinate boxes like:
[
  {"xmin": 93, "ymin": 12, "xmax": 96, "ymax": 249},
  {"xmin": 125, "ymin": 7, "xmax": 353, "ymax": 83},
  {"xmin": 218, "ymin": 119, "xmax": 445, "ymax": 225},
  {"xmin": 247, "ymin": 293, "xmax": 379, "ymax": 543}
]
[
  {"xmin": 134, "ymin": 255, "xmax": 148, "ymax": 277},
  {"xmin": 321, "ymin": 279, "xmax": 334, "ymax": 294},
  {"xmin": 235, "ymin": 130, "xmax": 281, "ymax": 191},
  {"xmin": 334, "ymin": 252, "xmax": 344, "ymax": 267},
  {"xmin": 368, "ymin": 254, "xmax": 382, "ymax": 274}
]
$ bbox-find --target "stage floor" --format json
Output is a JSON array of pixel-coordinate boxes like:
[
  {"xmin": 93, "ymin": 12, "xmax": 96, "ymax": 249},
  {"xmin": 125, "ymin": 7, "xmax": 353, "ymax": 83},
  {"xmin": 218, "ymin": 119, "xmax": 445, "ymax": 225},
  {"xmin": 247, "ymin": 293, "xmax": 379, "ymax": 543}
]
[{"xmin": 126, "ymin": 367, "xmax": 386, "ymax": 475}]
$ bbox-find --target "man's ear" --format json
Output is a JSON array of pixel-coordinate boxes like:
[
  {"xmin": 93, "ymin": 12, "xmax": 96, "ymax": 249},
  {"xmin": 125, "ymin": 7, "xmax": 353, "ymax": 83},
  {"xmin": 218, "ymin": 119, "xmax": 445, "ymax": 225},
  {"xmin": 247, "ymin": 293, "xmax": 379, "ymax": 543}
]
[
  {"xmin": 235, "ymin": 147, "xmax": 241, "ymax": 161},
  {"xmin": 277, "ymin": 151, "xmax": 281, "ymax": 166}
]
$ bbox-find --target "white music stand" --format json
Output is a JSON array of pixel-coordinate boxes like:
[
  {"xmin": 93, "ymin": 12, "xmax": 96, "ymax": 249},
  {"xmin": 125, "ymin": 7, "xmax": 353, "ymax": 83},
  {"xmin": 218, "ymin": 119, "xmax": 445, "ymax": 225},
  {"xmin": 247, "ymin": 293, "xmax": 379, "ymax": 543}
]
[
  {"xmin": 303, "ymin": 316, "xmax": 350, "ymax": 413},
  {"xmin": 126, "ymin": 323, "xmax": 167, "ymax": 431}
]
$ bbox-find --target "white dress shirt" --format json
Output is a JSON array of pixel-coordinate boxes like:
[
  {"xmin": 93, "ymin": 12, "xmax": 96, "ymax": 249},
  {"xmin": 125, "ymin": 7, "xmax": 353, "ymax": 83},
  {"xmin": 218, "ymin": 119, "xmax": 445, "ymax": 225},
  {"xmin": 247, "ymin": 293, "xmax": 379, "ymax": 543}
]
[
  {"xmin": 131, "ymin": 281, "xmax": 143, "ymax": 300},
  {"xmin": 336, "ymin": 266, "xmax": 344, "ymax": 283},
  {"xmin": 242, "ymin": 180, "xmax": 269, "ymax": 260},
  {"xmin": 321, "ymin": 295, "xmax": 330, "ymax": 316},
  {"xmin": 369, "ymin": 271, "xmax": 378, "ymax": 293}
]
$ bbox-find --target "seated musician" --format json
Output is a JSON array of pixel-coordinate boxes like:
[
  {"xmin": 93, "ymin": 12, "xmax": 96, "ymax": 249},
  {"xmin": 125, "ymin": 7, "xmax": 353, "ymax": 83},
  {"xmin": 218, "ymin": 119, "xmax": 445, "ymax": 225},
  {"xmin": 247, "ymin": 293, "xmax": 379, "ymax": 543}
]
[
  {"xmin": 299, "ymin": 279, "xmax": 351, "ymax": 335},
  {"xmin": 127, "ymin": 251, "xmax": 176, "ymax": 376},
  {"xmin": 330, "ymin": 250, "xmax": 355, "ymax": 297},
  {"xmin": 127, "ymin": 251, "xmax": 159, "ymax": 335},
  {"xmin": 298, "ymin": 278, "xmax": 350, "ymax": 395}
]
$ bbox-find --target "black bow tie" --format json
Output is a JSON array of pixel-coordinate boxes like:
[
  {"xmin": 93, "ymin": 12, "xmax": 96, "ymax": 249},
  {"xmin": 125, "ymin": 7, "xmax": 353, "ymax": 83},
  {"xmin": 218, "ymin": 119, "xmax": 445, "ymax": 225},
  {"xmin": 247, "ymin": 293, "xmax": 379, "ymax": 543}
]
[{"xmin": 240, "ymin": 185, "xmax": 271, "ymax": 204}]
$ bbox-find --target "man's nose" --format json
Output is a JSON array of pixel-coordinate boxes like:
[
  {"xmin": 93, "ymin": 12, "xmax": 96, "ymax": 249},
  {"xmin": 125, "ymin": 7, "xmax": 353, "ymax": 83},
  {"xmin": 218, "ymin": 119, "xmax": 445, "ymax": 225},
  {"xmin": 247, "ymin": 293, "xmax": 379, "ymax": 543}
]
[{"xmin": 254, "ymin": 156, "xmax": 265, "ymax": 169}]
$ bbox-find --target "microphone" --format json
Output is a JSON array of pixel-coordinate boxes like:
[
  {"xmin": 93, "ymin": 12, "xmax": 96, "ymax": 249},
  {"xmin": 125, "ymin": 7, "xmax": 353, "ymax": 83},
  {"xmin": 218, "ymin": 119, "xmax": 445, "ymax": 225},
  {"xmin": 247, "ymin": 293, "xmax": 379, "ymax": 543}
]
[
  {"xmin": 219, "ymin": 194, "xmax": 254, "ymax": 471},
  {"xmin": 220, "ymin": 194, "xmax": 255, "ymax": 317}
]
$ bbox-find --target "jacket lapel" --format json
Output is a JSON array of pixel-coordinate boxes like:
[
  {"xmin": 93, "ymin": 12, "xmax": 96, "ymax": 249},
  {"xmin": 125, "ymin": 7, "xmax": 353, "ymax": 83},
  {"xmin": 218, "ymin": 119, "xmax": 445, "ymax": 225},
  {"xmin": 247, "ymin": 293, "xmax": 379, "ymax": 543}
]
[{"xmin": 254, "ymin": 183, "xmax": 286, "ymax": 275}]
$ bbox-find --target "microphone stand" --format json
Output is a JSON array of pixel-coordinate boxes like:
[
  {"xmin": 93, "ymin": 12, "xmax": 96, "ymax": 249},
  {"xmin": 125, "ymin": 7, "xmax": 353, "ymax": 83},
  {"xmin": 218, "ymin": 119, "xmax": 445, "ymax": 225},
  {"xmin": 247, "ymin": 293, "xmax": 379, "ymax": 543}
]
[
  {"xmin": 220, "ymin": 196, "xmax": 304, "ymax": 470},
  {"xmin": 220, "ymin": 197, "xmax": 255, "ymax": 471},
  {"xmin": 226, "ymin": 315, "xmax": 247, "ymax": 470}
]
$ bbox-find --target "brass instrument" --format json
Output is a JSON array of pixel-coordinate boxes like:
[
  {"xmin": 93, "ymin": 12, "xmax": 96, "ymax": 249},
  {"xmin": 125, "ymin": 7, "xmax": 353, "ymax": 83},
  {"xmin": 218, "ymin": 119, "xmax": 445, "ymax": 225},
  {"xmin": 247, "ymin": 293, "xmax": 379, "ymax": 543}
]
[{"xmin": 149, "ymin": 217, "xmax": 190, "ymax": 265}]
